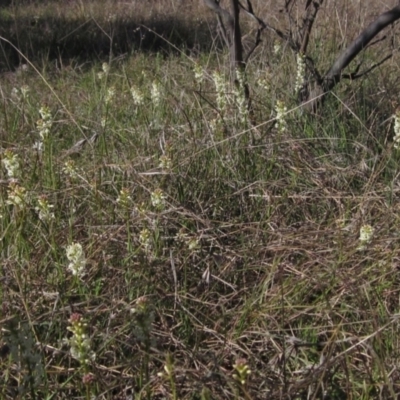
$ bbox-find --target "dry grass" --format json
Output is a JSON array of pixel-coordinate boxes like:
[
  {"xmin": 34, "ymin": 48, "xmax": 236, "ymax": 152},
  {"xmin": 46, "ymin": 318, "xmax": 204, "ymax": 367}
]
[{"xmin": 1, "ymin": 1, "xmax": 400, "ymax": 399}]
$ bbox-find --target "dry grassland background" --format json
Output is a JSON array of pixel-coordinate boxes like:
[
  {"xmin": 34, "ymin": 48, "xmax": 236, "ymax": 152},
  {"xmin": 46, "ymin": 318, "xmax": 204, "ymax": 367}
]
[{"xmin": 2, "ymin": 1, "xmax": 400, "ymax": 399}]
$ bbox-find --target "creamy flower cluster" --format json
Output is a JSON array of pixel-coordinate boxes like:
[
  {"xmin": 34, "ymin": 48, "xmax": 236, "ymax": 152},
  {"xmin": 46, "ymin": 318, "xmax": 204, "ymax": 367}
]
[
  {"xmin": 275, "ymin": 100, "xmax": 287, "ymax": 133},
  {"xmin": 37, "ymin": 105, "xmax": 53, "ymax": 140},
  {"xmin": 66, "ymin": 242, "xmax": 86, "ymax": 277},
  {"xmin": 6, "ymin": 182, "xmax": 27, "ymax": 208},
  {"xmin": 35, "ymin": 195, "xmax": 55, "ymax": 222},
  {"xmin": 67, "ymin": 313, "xmax": 95, "ymax": 365},
  {"xmin": 394, "ymin": 110, "xmax": 400, "ymax": 149},
  {"xmin": 213, "ymin": 71, "xmax": 227, "ymax": 111},
  {"xmin": 295, "ymin": 53, "xmax": 306, "ymax": 92},
  {"xmin": 2, "ymin": 150, "xmax": 20, "ymax": 178}
]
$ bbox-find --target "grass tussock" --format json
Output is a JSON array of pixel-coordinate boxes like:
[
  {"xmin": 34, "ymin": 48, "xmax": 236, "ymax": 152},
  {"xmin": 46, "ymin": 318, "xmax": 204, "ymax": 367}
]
[{"xmin": 1, "ymin": 1, "xmax": 400, "ymax": 399}]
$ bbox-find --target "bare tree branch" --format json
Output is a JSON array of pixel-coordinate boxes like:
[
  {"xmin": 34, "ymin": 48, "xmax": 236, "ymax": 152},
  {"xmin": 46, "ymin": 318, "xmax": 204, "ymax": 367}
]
[
  {"xmin": 324, "ymin": 5, "xmax": 400, "ymax": 90},
  {"xmin": 238, "ymin": 0, "xmax": 266, "ymax": 62},
  {"xmin": 204, "ymin": 0, "xmax": 400, "ymax": 115},
  {"xmin": 342, "ymin": 54, "xmax": 393, "ymax": 80},
  {"xmin": 216, "ymin": 13, "xmax": 230, "ymax": 49},
  {"xmin": 304, "ymin": 5, "xmax": 400, "ymax": 112},
  {"xmin": 229, "ymin": 0, "xmax": 244, "ymax": 71},
  {"xmin": 239, "ymin": 0, "xmax": 266, "ymax": 30},
  {"xmin": 299, "ymin": 0, "xmax": 324, "ymax": 54},
  {"xmin": 203, "ymin": 0, "xmax": 233, "ymax": 48},
  {"xmin": 203, "ymin": 0, "xmax": 233, "ymax": 25},
  {"xmin": 203, "ymin": 0, "xmax": 244, "ymax": 71}
]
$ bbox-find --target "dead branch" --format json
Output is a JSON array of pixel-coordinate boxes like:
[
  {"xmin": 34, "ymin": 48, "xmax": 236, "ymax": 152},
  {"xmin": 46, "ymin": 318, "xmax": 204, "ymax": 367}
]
[
  {"xmin": 203, "ymin": 0, "xmax": 243, "ymax": 70},
  {"xmin": 303, "ymin": 5, "xmax": 400, "ymax": 112},
  {"xmin": 341, "ymin": 54, "xmax": 393, "ymax": 81},
  {"xmin": 203, "ymin": 0, "xmax": 233, "ymax": 25},
  {"xmin": 324, "ymin": 5, "xmax": 400, "ymax": 90},
  {"xmin": 238, "ymin": 0, "xmax": 266, "ymax": 62},
  {"xmin": 203, "ymin": 0, "xmax": 233, "ymax": 49},
  {"xmin": 299, "ymin": 0, "xmax": 324, "ymax": 54},
  {"xmin": 229, "ymin": 0, "xmax": 244, "ymax": 70}
]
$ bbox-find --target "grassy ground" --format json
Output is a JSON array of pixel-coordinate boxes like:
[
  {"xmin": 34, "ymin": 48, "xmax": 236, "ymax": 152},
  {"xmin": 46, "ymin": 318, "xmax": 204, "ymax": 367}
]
[{"xmin": 1, "ymin": 0, "xmax": 400, "ymax": 399}]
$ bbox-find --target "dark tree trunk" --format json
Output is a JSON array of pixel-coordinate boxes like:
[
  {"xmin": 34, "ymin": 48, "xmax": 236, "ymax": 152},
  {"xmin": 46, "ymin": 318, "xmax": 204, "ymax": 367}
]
[{"xmin": 229, "ymin": 0, "xmax": 245, "ymax": 72}]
